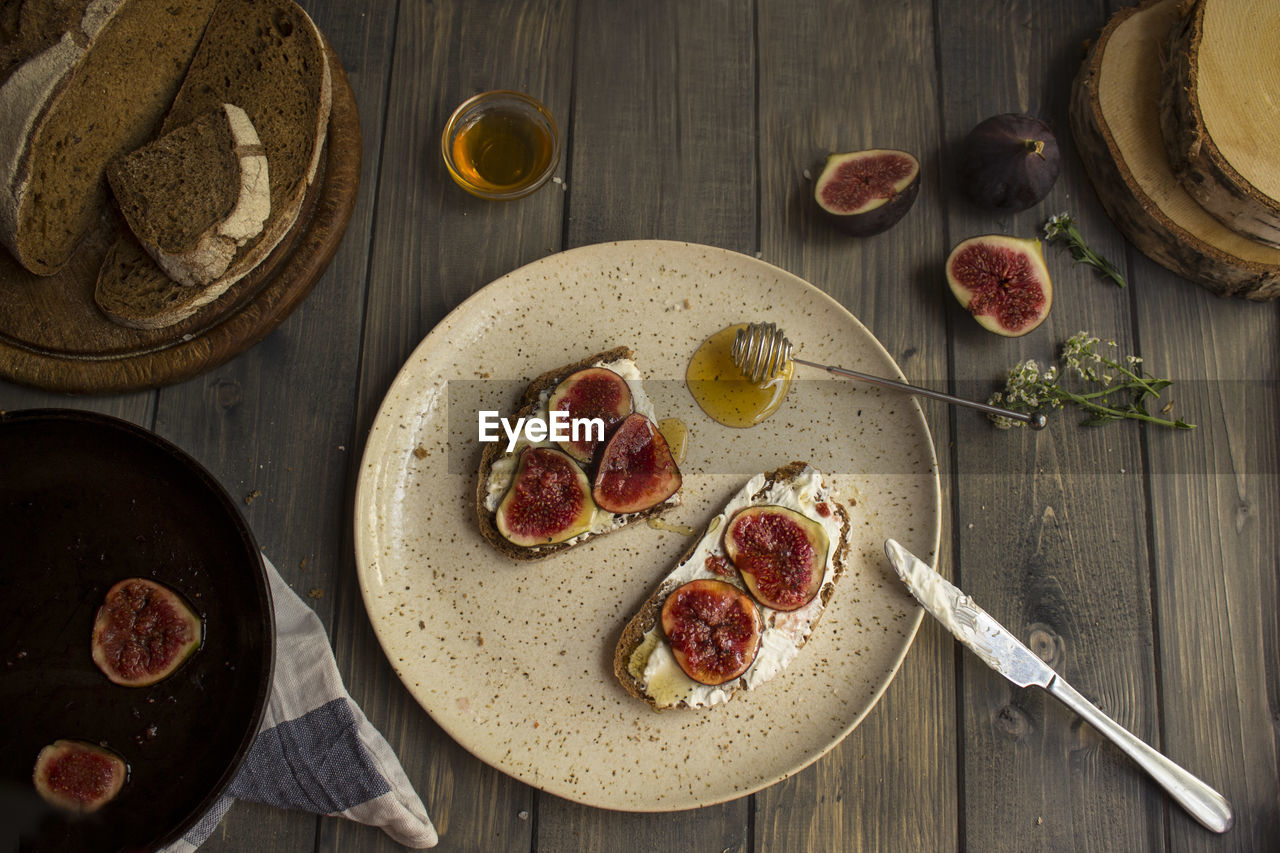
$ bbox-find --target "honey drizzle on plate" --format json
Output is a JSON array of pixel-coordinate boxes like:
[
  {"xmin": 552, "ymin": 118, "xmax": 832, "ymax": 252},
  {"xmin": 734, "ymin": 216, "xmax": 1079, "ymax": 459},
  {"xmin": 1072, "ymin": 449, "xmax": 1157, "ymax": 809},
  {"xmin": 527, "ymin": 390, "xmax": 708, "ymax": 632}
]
[{"xmin": 686, "ymin": 324, "xmax": 793, "ymax": 427}]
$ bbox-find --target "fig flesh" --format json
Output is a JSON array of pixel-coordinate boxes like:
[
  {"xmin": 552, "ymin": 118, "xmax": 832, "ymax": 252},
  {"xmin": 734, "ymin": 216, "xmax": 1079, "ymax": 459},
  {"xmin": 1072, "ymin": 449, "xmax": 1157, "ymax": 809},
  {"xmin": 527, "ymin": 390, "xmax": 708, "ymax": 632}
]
[
  {"xmin": 814, "ymin": 149, "xmax": 920, "ymax": 236},
  {"xmin": 724, "ymin": 505, "xmax": 829, "ymax": 611},
  {"xmin": 591, "ymin": 413, "xmax": 682, "ymax": 514},
  {"xmin": 958, "ymin": 113, "xmax": 1060, "ymax": 211},
  {"xmin": 546, "ymin": 367, "xmax": 633, "ymax": 462},
  {"xmin": 661, "ymin": 579, "xmax": 762, "ymax": 686},
  {"xmin": 33, "ymin": 740, "xmax": 127, "ymax": 813},
  {"xmin": 946, "ymin": 234, "xmax": 1053, "ymax": 337},
  {"xmin": 91, "ymin": 578, "xmax": 203, "ymax": 687},
  {"xmin": 495, "ymin": 446, "xmax": 596, "ymax": 547}
]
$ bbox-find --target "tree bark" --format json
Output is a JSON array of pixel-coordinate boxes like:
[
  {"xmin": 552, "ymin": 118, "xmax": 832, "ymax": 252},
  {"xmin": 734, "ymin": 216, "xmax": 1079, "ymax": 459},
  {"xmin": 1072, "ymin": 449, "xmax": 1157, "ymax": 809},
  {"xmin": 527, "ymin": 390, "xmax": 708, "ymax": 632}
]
[
  {"xmin": 1070, "ymin": 0, "xmax": 1280, "ymax": 300},
  {"xmin": 1160, "ymin": 0, "xmax": 1280, "ymax": 248}
]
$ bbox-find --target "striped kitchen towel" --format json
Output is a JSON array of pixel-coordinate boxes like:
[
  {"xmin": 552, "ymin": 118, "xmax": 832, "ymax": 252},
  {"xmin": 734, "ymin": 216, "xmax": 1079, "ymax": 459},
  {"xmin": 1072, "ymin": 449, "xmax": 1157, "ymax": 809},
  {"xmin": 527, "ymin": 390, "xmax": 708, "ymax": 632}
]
[{"xmin": 163, "ymin": 556, "xmax": 438, "ymax": 850}]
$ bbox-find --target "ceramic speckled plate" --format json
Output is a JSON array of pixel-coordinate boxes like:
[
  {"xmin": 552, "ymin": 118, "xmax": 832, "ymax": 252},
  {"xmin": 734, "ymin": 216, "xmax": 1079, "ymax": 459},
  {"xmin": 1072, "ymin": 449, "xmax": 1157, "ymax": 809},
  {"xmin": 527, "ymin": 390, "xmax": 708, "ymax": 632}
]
[{"xmin": 354, "ymin": 240, "xmax": 939, "ymax": 810}]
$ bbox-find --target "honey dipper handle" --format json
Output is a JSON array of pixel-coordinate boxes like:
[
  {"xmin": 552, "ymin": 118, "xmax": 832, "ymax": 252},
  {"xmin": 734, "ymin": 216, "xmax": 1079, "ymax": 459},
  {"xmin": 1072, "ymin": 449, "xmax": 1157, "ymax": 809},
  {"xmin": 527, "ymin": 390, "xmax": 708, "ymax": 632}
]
[{"xmin": 793, "ymin": 358, "xmax": 1047, "ymax": 430}]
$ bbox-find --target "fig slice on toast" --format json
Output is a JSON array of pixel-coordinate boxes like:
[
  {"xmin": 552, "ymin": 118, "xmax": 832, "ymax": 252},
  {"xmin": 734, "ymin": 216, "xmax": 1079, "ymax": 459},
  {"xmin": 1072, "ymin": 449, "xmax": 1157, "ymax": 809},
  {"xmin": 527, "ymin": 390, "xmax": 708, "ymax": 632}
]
[
  {"xmin": 725, "ymin": 505, "xmax": 829, "ymax": 611},
  {"xmin": 91, "ymin": 578, "xmax": 203, "ymax": 687},
  {"xmin": 591, "ymin": 413, "xmax": 682, "ymax": 514},
  {"xmin": 661, "ymin": 579, "xmax": 762, "ymax": 685},
  {"xmin": 496, "ymin": 446, "xmax": 596, "ymax": 547},
  {"xmin": 547, "ymin": 367, "xmax": 633, "ymax": 462},
  {"xmin": 33, "ymin": 740, "xmax": 128, "ymax": 813}
]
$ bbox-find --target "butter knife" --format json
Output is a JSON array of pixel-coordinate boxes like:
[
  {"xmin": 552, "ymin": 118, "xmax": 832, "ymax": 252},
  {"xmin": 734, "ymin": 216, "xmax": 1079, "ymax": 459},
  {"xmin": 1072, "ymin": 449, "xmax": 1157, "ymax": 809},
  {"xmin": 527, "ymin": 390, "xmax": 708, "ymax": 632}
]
[{"xmin": 884, "ymin": 538, "xmax": 1233, "ymax": 833}]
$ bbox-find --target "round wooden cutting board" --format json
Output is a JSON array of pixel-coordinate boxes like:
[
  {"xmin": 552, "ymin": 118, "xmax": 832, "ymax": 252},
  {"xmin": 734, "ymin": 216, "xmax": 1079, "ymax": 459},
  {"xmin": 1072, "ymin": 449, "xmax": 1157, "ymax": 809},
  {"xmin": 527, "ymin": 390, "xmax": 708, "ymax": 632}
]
[{"xmin": 0, "ymin": 46, "xmax": 361, "ymax": 394}]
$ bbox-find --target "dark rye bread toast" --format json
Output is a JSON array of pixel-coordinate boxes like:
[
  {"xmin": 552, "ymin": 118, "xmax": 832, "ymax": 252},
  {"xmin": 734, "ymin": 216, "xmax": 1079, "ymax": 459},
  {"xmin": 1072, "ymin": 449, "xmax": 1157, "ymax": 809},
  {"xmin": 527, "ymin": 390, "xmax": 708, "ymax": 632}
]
[
  {"xmin": 94, "ymin": 0, "xmax": 331, "ymax": 328},
  {"xmin": 476, "ymin": 347, "xmax": 681, "ymax": 561},
  {"xmin": 613, "ymin": 462, "xmax": 851, "ymax": 710},
  {"xmin": 0, "ymin": 0, "xmax": 219, "ymax": 275}
]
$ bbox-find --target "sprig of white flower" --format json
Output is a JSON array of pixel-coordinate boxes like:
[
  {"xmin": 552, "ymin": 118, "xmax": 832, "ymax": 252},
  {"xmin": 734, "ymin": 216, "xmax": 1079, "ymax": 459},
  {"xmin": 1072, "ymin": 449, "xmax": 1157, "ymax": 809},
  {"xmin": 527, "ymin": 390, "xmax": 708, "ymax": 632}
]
[
  {"xmin": 1043, "ymin": 212, "xmax": 1128, "ymax": 288},
  {"xmin": 987, "ymin": 332, "xmax": 1193, "ymax": 430}
]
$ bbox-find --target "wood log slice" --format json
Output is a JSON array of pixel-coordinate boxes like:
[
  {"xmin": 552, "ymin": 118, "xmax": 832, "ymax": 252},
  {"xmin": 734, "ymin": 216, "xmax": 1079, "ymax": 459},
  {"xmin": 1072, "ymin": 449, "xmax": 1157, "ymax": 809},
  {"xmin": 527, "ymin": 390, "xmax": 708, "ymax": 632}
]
[
  {"xmin": 1071, "ymin": 0, "xmax": 1280, "ymax": 300},
  {"xmin": 1160, "ymin": 0, "xmax": 1280, "ymax": 247}
]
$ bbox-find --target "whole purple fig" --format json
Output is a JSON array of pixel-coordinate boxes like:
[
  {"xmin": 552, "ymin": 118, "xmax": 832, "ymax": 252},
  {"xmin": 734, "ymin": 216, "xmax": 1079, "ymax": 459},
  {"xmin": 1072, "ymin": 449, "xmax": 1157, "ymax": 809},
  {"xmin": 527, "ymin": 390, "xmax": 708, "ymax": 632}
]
[{"xmin": 958, "ymin": 113, "xmax": 1060, "ymax": 211}]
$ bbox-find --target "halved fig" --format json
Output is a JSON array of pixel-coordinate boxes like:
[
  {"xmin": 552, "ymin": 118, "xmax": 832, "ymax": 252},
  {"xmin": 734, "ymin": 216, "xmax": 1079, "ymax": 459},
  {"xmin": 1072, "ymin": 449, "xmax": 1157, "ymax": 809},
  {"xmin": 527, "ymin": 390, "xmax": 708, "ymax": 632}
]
[
  {"xmin": 814, "ymin": 149, "xmax": 920, "ymax": 236},
  {"xmin": 495, "ymin": 446, "xmax": 595, "ymax": 547},
  {"xmin": 547, "ymin": 367, "xmax": 633, "ymax": 462},
  {"xmin": 91, "ymin": 578, "xmax": 203, "ymax": 687},
  {"xmin": 725, "ymin": 505, "xmax": 829, "ymax": 611},
  {"xmin": 661, "ymin": 579, "xmax": 762, "ymax": 685},
  {"xmin": 33, "ymin": 740, "xmax": 127, "ymax": 813},
  {"xmin": 591, "ymin": 413, "xmax": 682, "ymax": 514},
  {"xmin": 946, "ymin": 234, "xmax": 1053, "ymax": 337}
]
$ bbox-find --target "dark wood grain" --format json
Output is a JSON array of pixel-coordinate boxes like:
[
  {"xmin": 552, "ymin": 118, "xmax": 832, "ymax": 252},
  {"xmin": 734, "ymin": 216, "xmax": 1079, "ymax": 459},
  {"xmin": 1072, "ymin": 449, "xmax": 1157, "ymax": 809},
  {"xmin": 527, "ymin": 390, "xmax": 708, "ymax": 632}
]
[
  {"xmin": 2, "ymin": 1, "xmax": 1278, "ymax": 851},
  {"xmin": 936, "ymin": 0, "xmax": 1169, "ymax": 850},
  {"xmin": 340, "ymin": 1, "xmax": 575, "ymax": 851},
  {"xmin": 1131, "ymin": 254, "xmax": 1280, "ymax": 852},
  {"xmin": 754, "ymin": 0, "xmax": 957, "ymax": 850}
]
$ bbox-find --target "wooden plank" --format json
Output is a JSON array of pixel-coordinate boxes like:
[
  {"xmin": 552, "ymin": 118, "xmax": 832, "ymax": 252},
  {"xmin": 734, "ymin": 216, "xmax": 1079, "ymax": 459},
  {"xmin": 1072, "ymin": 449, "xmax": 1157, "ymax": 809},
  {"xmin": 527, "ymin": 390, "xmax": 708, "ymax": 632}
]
[
  {"xmin": 535, "ymin": 1, "xmax": 756, "ymax": 849},
  {"xmin": 337, "ymin": 1, "xmax": 576, "ymax": 851},
  {"xmin": 938, "ymin": 1, "xmax": 1164, "ymax": 849},
  {"xmin": 754, "ymin": 0, "xmax": 956, "ymax": 850},
  {"xmin": 563, "ymin": 0, "xmax": 756, "ymax": 254},
  {"xmin": 1131, "ymin": 256, "xmax": 1280, "ymax": 851}
]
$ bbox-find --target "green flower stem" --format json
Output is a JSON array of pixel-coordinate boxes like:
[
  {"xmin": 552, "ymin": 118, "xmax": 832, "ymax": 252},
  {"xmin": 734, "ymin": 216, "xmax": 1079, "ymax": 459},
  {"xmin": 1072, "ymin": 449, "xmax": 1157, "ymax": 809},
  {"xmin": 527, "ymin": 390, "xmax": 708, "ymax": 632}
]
[
  {"xmin": 1051, "ymin": 388, "xmax": 1192, "ymax": 429},
  {"xmin": 1044, "ymin": 213, "xmax": 1128, "ymax": 288}
]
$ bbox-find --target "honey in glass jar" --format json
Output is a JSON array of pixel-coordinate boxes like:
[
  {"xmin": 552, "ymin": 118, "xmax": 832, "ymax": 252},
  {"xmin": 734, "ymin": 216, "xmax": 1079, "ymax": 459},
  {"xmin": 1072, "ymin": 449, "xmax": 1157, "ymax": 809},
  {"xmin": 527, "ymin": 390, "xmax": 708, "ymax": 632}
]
[{"xmin": 443, "ymin": 91, "xmax": 559, "ymax": 200}]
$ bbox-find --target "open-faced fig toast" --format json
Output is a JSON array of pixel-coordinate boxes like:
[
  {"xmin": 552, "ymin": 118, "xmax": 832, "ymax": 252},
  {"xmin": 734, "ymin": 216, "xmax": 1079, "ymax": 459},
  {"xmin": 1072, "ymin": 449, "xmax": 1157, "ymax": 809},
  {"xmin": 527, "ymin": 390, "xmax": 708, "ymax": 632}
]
[
  {"xmin": 614, "ymin": 462, "xmax": 849, "ymax": 710},
  {"xmin": 476, "ymin": 347, "xmax": 682, "ymax": 560}
]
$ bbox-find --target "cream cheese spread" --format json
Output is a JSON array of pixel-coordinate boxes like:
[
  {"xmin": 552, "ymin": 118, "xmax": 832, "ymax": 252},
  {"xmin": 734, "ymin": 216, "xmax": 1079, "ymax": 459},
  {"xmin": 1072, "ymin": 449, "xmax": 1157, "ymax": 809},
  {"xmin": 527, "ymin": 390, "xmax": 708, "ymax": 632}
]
[{"xmin": 632, "ymin": 465, "xmax": 845, "ymax": 709}]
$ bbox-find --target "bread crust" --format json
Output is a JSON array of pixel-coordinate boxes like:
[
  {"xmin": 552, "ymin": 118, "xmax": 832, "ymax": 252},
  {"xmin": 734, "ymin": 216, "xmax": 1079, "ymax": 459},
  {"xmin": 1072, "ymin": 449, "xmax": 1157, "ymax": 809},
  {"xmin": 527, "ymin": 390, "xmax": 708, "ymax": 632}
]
[
  {"xmin": 0, "ymin": 0, "xmax": 215, "ymax": 276},
  {"xmin": 475, "ymin": 347, "xmax": 680, "ymax": 561},
  {"xmin": 612, "ymin": 462, "xmax": 851, "ymax": 710}
]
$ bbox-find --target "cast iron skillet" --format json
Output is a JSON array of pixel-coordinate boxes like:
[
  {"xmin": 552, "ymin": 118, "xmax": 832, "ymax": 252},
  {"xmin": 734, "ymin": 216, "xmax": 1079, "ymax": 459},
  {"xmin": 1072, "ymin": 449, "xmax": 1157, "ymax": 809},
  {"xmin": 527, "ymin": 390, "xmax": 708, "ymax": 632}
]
[{"xmin": 0, "ymin": 409, "xmax": 274, "ymax": 852}]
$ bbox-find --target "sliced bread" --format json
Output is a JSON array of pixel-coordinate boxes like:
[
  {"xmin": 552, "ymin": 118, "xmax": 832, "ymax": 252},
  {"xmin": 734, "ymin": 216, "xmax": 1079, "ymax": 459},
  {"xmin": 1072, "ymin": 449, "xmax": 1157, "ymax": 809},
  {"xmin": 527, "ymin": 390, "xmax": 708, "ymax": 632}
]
[
  {"xmin": 614, "ymin": 462, "xmax": 850, "ymax": 711},
  {"xmin": 95, "ymin": 0, "xmax": 332, "ymax": 329},
  {"xmin": 0, "ymin": 0, "xmax": 218, "ymax": 275},
  {"xmin": 108, "ymin": 103, "xmax": 270, "ymax": 287},
  {"xmin": 476, "ymin": 347, "xmax": 683, "ymax": 561}
]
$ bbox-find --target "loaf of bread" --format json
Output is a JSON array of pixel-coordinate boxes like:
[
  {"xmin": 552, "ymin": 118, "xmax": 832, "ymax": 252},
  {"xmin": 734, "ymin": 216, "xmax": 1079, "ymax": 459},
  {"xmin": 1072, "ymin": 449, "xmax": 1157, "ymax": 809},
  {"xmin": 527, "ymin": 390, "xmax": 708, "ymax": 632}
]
[
  {"xmin": 108, "ymin": 103, "xmax": 269, "ymax": 288},
  {"xmin": 476, "ymin": 347, "xmax": 682, "ymax": 561},
  {"xmin": 95, "ymin": 0, "xmax": 332, "ymax": 328},
  {"xmin": 614, "ymin": 462, "xmax": 850, "ymax": 711},
  {"xmin": 0, "ymin": 0, "xmax": 219, "ymax": 275}
]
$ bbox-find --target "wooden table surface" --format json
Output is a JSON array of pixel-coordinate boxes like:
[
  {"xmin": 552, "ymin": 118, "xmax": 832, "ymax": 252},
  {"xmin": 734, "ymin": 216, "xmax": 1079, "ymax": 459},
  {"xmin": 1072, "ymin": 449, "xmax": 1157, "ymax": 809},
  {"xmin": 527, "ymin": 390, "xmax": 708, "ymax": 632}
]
[{"xmin": 3, "ymin": 1, "xmax": 1277, "ymax": 851}]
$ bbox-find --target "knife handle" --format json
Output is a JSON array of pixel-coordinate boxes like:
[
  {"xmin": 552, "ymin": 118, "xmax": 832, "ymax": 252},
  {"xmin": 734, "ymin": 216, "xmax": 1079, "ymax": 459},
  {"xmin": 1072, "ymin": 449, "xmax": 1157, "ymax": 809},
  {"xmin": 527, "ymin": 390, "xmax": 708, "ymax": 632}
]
[{"xmin": 1047, "ymin": 677, "xmax": 1233, "ymax": 833}]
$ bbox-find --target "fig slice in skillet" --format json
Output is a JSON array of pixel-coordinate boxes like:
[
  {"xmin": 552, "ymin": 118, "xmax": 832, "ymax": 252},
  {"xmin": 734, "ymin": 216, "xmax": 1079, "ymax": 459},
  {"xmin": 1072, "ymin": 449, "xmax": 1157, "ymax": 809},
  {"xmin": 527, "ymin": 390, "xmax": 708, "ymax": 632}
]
[
  {"xmin": 91, "ymin": 577, "xmax": 204, "ymax": 687},
  {"xmin": 33, "ymin": 739, "xmax": 128, "ymax": 813}
]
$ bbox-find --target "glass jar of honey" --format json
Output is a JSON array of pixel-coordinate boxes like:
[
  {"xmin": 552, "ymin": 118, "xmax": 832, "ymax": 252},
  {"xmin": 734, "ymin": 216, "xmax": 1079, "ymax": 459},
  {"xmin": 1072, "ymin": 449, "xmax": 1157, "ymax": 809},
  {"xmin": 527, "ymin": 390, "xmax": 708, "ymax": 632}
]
[{"xmin": 442, "ymin": 90, "xmax": 560, "ymax": 200}]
